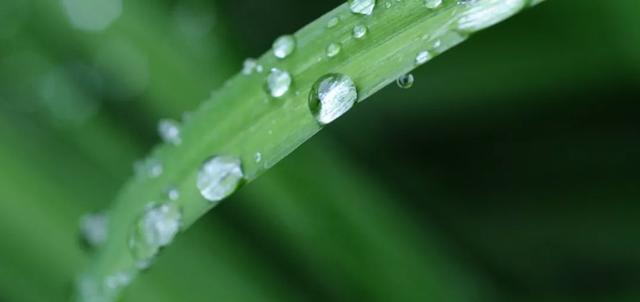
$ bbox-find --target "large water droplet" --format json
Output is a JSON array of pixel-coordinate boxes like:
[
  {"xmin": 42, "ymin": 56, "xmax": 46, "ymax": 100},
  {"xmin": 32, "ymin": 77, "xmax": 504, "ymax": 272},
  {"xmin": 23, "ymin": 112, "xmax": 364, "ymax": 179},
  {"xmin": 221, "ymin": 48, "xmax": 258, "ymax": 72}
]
[
  {"xmin": 352, "ymin": 24, "xmax": 368, "ymax": 39},
  {"xmin": 350, "ymin": 0, "xmax": 376, "ymax": 15},
  {"xmin": 308, "ymin": 74, "xmax": 358, "ymax": 125},
  {"xmin": 396, "ymin": 73, "xmax": 415, "ymax": 89},
  {"xmin": 197, "ymin": 156, "xmax": 244, "ymax": 203},
  {"xmin": 265, "ymin": 68, "xmax": 292, "ymax": 98},
  {"xmin": 457, "ymin": 0, "xmax": 526, "ymax": 32},
  {"xmin": 424, "ymin": 0, "xmax": 443, "ymax": 9},
  {"xmin": 158, "ymin": 119, "xmax": 182, "ymax": 145},
  {"xmin": 272, "ymin": 35, "xmax": 296, "ymax": 59},
  {"xmin": 327, "ymin": 16, "xmax": 339, "ymax": 28},
  {"xmin": 326, "ymin": 43, "xmax": 342, "ymax": 58},
  {"xmin": 128, "ymin": 202, "xmax": 182, "ymax": 267},
  {"xmin": 79, "ymin": 212, "xmax": 109, "ymax": 249}
]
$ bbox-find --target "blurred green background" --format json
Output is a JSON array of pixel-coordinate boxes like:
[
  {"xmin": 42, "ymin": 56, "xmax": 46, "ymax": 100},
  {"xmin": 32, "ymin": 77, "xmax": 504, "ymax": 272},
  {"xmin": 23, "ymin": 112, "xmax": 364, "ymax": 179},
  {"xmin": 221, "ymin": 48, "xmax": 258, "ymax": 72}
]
[{"xmin": 1, "ymin": 0, "xmax": 640, "ymax": 301}]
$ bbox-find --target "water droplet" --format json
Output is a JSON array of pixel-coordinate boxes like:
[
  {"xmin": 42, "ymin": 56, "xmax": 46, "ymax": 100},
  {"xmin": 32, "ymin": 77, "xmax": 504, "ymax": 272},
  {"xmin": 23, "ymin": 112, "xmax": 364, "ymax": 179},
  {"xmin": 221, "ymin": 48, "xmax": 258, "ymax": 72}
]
[
  {"xmin": 308, "ymin": 74, "xmax": 358, "ymax": 125},
  {"xmin": 128, "ymin": 202, "xmax": 182, "ymax": 267},
  {"xmin": 167, "ymin": 187, "xmax": 180, "ymax": 201},
  {"xmin": 133, "ymin": 158, "xmax": 164, "ymax": 178},
  {"xmin": 105, "ymin": 271, "xmax": 133, "ymax": 290},
  {"xmin": 255, "ymin": 152, "xmax": 262, "ymax": 163},
  {"xmin": 396, "ymin": 73, "xmax": 414, "ymax": 89},
  {"xmin": 415, "ymin": 50, "xmax": 432, "ymax": 65},
  {"xmin": 424, "ymin": 0, "xmax": 443, "ymax": 9},
  {"xmin": 158, "ymin": 119, "xmax": 182, "ymax": 145},
  {"xmin": 197, "ymin": 156, "xmax": 244, "ymax": 203},
  {"xmin": 265, "ymin": 68, "xmax": 292, "ymax": 98},
  {"xmin": 272, "ymin": 35, "xmax": 296, "ymax": 59},
  {"xmin": 242, "ymin": 58, "xmax": 258, "ymax": 75},
  {"xmin": 352, "ymin": 24, "xmax": 368, "ymax": 39},
  {"xmin": 457, "ymin": 0, "xmax": 526, "ymax": 32},
  {"xmin": 148, "ymin": 161, "xmax": 163, "ymax": 178},
  {"xmin": 75, "ymin": 275, "xmax": 100, "ymax": 302},
  {"xmin": 79, "ymin": 212, "xmax": 109, "ymax": 249},
  {"xmin": 326, "ymin": 43, "xmax": 342, "ymax": 58},
  {"xmin": 350, "ymin": 0, "xmax": 376, "ymax": 15},
  {"xmin": 135, "ymin": 158, "xmax": 163, "ymax": 178},
  {"xmin": 327, "ymin": 16, "xmax": 339, "ymax": 28}
]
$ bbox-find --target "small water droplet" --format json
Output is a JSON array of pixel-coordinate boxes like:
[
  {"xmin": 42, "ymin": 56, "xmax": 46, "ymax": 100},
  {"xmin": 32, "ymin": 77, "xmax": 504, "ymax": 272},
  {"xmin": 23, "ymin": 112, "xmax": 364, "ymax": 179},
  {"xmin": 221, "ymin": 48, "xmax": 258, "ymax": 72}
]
[
  {"xmin": 197, "ymin": 155, "xmax": 244, "ymax": 203},
  {"xmin": 424, "ymin": 0, "xmax": 443, "ymax": 9},
  {"xmin": 128, "ymin": 202, "xmax": 182, "ymax": 267},
  {"xmin": 75, "ymin": 275, "xmax": 100, "ymax": 302},
  {"xmin": 167, "ymin": 187, "xmax": 180, "ymax": 201},
  {"xmin": 148, "ymin": 161, "xmax": 163, "ymax": 178},
  {"xmin": 265, "ymin": 68, "xmax": 292, "ymax": 98},
  {"xmin": 242, "ymin": 58, "xmax": 258, "ymax": 75},
  {"xmin": 350, "ymin": 0, "xmax": 376, "ymax": 15},
  {"xmin": 136, "ymin": 158, "xmax": 163, "ymax": 178},
  {"xmin": 272, "ymin": 35, "xmax": 296, "ymax": 59},
  {"xmin": 308, "ymin": 74, "xmax": 358, "ymax": 125},
  {"xmin": 255, "ymin": 152, "xmax": 262, "ymax": 163},
  {"xmin": 326, "ymin": 42, "xmax": 342, "ymax": 58},
  {"xmin": 396, "ymin": 73, "xmax": 414, "ymax": 89},
  {"xmin": 105, "ymin": 271, "xmax": 133, "ymax": 290},
  {"xmin": 415, "ymin": 50, "xmax": 432, "ymax": 65},
  {"xmin": 327, "ymin": 16, "xmax": 339, "ymax": 28},
  {"xmin": 352, "ymin": 24, "xmax": 368, "ymax": 39},
  {"xmin": 79, "ymin": 212, "xmax": 109, "ymax": 249},
  {"xmin": 158, "ymin": 119, "xmax": 182, "ymax": 145}
]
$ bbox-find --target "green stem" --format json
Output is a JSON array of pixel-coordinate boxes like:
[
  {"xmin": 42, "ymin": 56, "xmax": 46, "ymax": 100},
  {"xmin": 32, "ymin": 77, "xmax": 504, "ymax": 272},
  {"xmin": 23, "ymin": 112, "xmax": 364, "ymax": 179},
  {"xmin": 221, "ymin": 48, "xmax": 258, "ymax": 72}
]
[{"xmin": 79, "ymin": 0, "xmax": 546, "ymax": 301}]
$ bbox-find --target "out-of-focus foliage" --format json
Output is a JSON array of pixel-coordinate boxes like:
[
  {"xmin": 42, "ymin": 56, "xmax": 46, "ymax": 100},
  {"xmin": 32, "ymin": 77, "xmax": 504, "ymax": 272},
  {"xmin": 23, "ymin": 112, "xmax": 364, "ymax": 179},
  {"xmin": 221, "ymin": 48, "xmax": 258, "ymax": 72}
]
[{"xmin": 0, "ymin": 0, "xmax": 639, "ymax": 302}]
